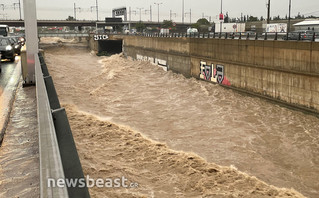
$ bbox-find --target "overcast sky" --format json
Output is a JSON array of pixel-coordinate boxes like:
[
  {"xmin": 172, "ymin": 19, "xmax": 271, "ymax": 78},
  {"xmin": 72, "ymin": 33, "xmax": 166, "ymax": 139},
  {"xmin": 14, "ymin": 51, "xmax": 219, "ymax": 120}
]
[{"xmin": 0, "ymin": 0, "xmax": 318, "ymax": 22}]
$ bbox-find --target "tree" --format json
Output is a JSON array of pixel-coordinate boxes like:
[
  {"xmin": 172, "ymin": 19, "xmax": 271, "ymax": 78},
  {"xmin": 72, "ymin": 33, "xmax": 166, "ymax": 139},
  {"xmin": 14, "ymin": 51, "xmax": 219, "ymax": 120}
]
[
  {"xmin": 192, "ymin": 18, "xmax": 210, "ymax": 33},
  {"xmin": 248, "ymin": 15, "xmax": 258, "ymax": 22},
  {"xmin": 224, "ymin": 12, "xmax": 229, "ymax": 23},
  {"xmin": 162, "ymin": 20, "xmax": 173, "ymax": 29},
  {"xmin": 196, "ymin": 18, "xmax": 210, "ymax": 25},
  {"xmin": 135, "ymin": 22, "xmax": 145, "ymax": 32},
  {"xmin": 273, "ymin": 15, "xmax": 281, "ymax": 20},
  {"xmin": 295, "ymin": 12, "xmax": 305, "ymax": 19},
  {"xmin": 66, "ymin": 16, "xmax": 75, "ymax": 21},
  {"xmin": 260, "ymin": 16, "xmax": 264, "ymax": 21}
]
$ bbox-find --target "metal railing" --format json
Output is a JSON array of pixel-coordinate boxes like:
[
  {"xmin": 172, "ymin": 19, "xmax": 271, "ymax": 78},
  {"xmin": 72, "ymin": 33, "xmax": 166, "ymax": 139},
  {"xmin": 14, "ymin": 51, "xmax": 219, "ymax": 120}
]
[
  {"xmin": 38, "ymin": 32, "xmax": 89, "ymax": 38},
  {"xmin": 37, "ymin": 52, "xmax": 90, "ymax": 198},
  {"xmin": 36, "ymin": 53, "xmax": 69, "ymax": 197},
  {"xmin": 118, "ymin": 31, "xmax": 318, "ymax": 42}
]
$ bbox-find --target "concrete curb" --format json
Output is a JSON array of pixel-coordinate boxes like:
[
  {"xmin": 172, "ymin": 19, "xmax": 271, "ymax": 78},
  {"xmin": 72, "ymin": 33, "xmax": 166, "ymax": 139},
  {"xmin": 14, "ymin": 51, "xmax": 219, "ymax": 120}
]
[{"xmin": 0, "ymin": 61, "xmax": 22, "ymax": 146}]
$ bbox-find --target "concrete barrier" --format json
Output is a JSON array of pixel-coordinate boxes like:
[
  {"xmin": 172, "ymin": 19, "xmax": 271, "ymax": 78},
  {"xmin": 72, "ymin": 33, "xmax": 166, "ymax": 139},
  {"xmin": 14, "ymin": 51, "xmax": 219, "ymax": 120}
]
[
  {"xmin": 37, "ymin": 53, "xmax": 90, "ymax": 198},
  {"xmin": 122, "ymin": 36, "xmax": 319, "ymax": 113}
]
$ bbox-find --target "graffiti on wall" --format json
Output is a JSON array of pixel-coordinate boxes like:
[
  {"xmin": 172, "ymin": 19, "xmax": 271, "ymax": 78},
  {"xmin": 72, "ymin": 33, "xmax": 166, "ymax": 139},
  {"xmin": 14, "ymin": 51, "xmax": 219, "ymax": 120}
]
[
  {"xmin": 200, "ymin": 61, "xmax": 231, "ymax": 86},
  {"xmin": 137, "ymin": 54, "xmax": 168, "ymax": 71}
]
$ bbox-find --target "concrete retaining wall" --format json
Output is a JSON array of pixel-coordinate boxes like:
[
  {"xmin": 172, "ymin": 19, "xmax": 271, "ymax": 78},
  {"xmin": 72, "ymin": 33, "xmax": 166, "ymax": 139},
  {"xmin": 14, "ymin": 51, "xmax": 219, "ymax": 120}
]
[{"xmin": 120, "ymin": 36, "xmax": 319, "ymax": 112}]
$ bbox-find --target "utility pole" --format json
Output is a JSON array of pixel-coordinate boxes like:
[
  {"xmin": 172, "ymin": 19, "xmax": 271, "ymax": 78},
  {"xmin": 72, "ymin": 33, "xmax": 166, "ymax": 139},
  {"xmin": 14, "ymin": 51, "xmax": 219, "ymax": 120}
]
[
  {"xmin": 96, "ymin": 0, "xmax": 98, "ymax": 21},
  {"xmin": 91, "ymin": 0, "xmax": 98, "ymax": 21},
  {"xmin": 185, "ymin": 9, "xmax": 191, "ymax": 23},
  {"xmin": 288, "ymin": 0, "xmax": 291, "ymax": 33},
  {"xmin": 137, "ymin": 7, "xmax": 144, "ymax": 21},
  {"xmin": 150, "ymin": 5, "xmax": 152, "ymax": 22},
  {"xmin": 220, "ymin": 0, "xmax": 223, "ymax": 33},
  {"xmin": 170, "ymin": 10, "xmax": 177, "ymax": 21},
  {"xmin": 145, "ymin": 5, "xmax": 152, "ymax": 21},
  {"xmin": 182, "ymin": 0, "xmax": 184, "ymax": 23},
  {"xmin": 154, "ymin": 2, "xmax": 163, "ymax": 24},
  {"xmin": 74, "ymin": 3, "xmax": 81, "ymax": 20},
  {"xmin": 267, "ymin": 0, "xmax": 270, "ymax": 24},
  {"xmin": 13, "ymin": 0, "xmax": 22, "ymax": 20}
]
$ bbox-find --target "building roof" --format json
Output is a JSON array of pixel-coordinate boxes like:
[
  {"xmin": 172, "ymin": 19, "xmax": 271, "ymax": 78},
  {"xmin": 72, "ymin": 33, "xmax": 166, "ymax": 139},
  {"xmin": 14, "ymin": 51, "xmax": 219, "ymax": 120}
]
[{"xmin": 294, "ymin": 20, "xmax": 319, "ymax": 26}]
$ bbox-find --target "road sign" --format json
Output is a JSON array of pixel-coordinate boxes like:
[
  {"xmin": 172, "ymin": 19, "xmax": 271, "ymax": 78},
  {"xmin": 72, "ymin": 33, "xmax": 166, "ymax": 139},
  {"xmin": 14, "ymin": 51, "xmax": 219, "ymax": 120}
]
[{"xmin": 219, "ymin": 13, "xmax": 224, "ymax": 20}]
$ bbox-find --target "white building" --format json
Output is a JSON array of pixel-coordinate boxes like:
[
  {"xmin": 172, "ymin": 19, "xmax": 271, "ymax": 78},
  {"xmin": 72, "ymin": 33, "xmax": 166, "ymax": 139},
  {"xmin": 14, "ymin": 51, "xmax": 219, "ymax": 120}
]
[{"xmin": 293, "ymin": 19, "xmax": 319, "ymax": 32}]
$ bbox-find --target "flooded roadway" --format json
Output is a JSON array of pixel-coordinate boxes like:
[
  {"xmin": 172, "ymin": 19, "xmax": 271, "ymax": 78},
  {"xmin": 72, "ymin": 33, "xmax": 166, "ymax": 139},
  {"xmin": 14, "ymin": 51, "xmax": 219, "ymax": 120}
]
[
  {"xmin": 44, "ymin": 43, "xmax": 319, "ymax": 198},
  {"xmin": 0, "ymin": 59, "xmax": 19, "ymax": 96}
]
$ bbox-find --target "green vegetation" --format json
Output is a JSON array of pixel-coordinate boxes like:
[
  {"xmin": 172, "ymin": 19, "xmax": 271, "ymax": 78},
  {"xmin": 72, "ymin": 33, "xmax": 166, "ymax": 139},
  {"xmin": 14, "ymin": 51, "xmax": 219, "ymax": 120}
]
[{"xmin": 192, "ymin": 18, "xmax": 210, "ymax": 33}]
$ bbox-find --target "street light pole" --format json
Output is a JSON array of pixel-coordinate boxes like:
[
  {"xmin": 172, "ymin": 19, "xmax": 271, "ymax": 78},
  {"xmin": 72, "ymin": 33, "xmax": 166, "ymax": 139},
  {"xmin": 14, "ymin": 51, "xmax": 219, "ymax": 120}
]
[
  {"xmin": 96, "ymin": 0, "xmax": 98, "ymax": 21},
  {"xmin": 267, "ymin": 0, "xmax": 271, "ymax": 24},
  {"xmin": 182, "ymin": 0, "xmax": 184, "ymax": 23},
  {"xmin": 18, "ymin": 0, "xmax": 21, "ymax": 20},
  {"xmin": 137, "ymin": 7, "xmax": 144, "ymax": 21},
  {"xmin": 288, "ymin": 0, "xmax": 291, "ymax": 32},
  {"xmin": 220, "ymin": 0, "xmax": 223, "ymax": 33},
  {"xmin": 13, "ymin": 0, "xmax": 22, "ymax": 20},
  {"xmin": 154, "ymin": 2, "xmax": 162, "ymax": 24}
]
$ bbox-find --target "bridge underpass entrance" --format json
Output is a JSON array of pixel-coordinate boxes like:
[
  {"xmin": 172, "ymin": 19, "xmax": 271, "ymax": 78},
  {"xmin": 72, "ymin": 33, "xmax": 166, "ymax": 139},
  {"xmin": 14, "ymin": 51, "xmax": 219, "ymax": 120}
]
[{"xmin": 98, "ymin": 40, "xmax": 123, "ymax": 55}]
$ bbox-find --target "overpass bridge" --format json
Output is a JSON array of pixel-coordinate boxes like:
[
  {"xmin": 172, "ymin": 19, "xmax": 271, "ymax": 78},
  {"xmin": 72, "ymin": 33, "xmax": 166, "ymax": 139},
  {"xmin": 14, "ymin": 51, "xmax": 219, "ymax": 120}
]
[{"xmin": 0, "ymin": 20, "xmax": 192, "ymax": 30}]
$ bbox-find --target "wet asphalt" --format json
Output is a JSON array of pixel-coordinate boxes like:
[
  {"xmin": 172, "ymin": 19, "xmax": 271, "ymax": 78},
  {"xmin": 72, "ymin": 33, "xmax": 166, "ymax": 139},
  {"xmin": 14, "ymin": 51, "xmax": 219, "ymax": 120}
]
[{"xmin": 0, "ymin": 58, "xmax": 19, "ymax": 94}]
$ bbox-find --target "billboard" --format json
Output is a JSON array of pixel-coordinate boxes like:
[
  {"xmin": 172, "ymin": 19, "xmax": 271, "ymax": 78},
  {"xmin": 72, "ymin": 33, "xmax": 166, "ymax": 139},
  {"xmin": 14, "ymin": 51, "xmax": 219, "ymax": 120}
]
[
  {"xmin": 112, "ymin": 7, "xmax": 127, "ymax": 21},
  {"xmin": 266, "ymin": 23, "xmax": 287, "ymax": 33}
]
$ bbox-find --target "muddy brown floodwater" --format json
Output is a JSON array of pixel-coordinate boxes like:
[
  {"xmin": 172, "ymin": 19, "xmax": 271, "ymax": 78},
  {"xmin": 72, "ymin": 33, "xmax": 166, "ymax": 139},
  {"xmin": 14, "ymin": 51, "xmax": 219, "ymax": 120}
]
[{"xmin": 42, "ymin": 39, "xmax": 318, "ymax": 198}]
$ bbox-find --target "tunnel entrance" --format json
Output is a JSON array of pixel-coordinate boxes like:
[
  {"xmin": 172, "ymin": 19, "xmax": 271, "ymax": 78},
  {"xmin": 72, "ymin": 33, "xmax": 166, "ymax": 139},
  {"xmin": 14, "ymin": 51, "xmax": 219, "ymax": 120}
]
[{"xmin": 98, "ymin": 40, "xmax": 123, "ymax": 55}]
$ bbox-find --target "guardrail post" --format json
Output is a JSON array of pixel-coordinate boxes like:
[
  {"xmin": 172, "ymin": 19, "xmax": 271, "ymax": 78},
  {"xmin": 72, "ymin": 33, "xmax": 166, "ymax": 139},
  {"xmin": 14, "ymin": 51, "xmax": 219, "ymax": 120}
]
[
  {"xmin": 255, "ymin": 32, "xmax": 258, "ymax": 40},
  {"xmin": 246, "ymin": 33, "xmax": 250, "ymax": 40},
  {"xmin": 312, "ymin": 32, "xmax": 316, "ymax": 42},
  {"xmin": 264, "ymin": 32, "xmax": 268, "ymax": 40},
  {"xmin": 274, "ymin": 32, "xmax": 278, "ymax": 40},
  {"xmin": 239, "ymin": 32, "xmax": 242, "ymax": 40},
  {"xmin": 298, "ymin": 32, "xmax": 301, "ymax": 41},
  {"xmin": 219, "ymin": 32, "xmax": 221, "ymax": 39}
]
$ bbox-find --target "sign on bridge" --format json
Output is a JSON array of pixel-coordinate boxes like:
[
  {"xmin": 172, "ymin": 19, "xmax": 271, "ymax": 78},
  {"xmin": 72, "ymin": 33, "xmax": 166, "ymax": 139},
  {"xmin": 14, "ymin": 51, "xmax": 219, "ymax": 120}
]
[{"xmin": 94, "ymin": 35, "xmax": 109, "ymax": 41}]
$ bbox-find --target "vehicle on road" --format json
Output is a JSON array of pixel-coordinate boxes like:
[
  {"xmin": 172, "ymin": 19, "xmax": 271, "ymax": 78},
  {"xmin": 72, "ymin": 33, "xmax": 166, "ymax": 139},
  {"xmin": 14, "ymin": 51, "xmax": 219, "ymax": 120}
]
[
  {"xmin": 284, "ymin": 30, "xmax": 316, "ymax": 40},
  {"xmin": 9, "ymin": 36, "xmax": 24, "ymax": 55},
  {"xmin": 0, "ymin": 37, "xmax": 16, "ymax": 62},
  {"xmin": 0, "ymin": 25, "xmax": 9, "ymax": 37},
  {"xmin": 187, "ymin": 28, "xmax": 198, "ymax": 34}
]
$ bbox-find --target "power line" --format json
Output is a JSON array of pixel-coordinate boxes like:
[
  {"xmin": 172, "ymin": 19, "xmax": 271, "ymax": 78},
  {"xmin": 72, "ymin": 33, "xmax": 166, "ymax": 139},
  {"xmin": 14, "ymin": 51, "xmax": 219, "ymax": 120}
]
[{"xmin": 13, "ymin": 0, "xmax": 21, "ymax": 20}]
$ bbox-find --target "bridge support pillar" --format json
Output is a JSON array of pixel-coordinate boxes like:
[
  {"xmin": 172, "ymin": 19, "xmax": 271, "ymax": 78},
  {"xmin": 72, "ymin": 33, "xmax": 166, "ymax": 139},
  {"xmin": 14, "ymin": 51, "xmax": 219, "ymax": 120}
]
[{"xmin": 23, "ymin": 0, "xmax": 38, "ymax": 85}]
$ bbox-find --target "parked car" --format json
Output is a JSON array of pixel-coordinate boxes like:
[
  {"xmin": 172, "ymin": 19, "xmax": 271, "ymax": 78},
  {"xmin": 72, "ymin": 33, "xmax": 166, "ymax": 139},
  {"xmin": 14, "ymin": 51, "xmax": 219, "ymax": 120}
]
[
  {"xmin": 284, "ymin": 30, "xmax": 316, "ymax": 40},
  {"xmin": 0, "ymin": 37, "xmax": 16, "ymax": 62}
]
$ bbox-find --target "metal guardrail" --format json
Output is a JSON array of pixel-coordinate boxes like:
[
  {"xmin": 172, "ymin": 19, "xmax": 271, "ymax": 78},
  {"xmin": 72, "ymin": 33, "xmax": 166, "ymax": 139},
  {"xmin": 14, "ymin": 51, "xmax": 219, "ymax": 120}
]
[
  {"xmin": 38, "ymin": 33, "xmax": 89, "ymax": 38},
  {"xmin": 111, "ymin": 32, "xmax": 318, "ymax": 42},
  {"xmin": 37, "ymin": 53, "xmax": 90, "ymax": 198},
  {"xmin": 36, "ymin": 53, "xmax": 69, "ymax": 197}
]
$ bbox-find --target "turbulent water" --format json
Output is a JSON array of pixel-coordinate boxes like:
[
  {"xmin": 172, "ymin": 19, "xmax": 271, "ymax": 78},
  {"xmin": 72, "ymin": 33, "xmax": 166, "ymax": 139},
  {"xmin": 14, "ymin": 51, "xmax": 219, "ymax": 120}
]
[{"xmin": 43, "ymin": 40, "xmax": 319, "ymax": 198}]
